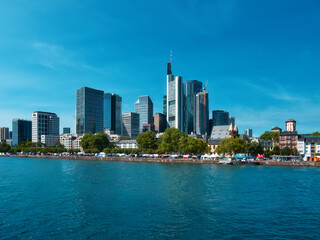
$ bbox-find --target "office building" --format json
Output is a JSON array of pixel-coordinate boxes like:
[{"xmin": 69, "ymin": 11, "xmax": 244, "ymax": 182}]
[
  {"xmin": 111, "ymin": 94, "xmax": 122, "ymax": 135},
  {"xmin": 184, "ymin": 80, "xmax": 203, "ymax": 134},
  {"xmin": 166, "ymin": 56, "xmax": 184, "ymax": 131},
  {"xmin": 0, "ymin": 127, "xmax": 9, "ymax": 142},
  {"xmin": 154, "ymin": 113, "xmax": 167, "ymax": 133},
  {"xmin": 212, "ymin": 110, "xmax": 230, "ymax": 126},
  {"xmin": 41, "ymin": 135, "xmax": 60, "ymax": 147},
  {"xmin": 60, "ymin": 134, "xmax": 83, "ymax": 150},
  {"xmin": 195, "ymin": 92, "xmax": 209, "ymax": 136},
  {"xmin": 163, "ymin": 95, "xmax": 167, "ymax": 117},
  {"xmin": 135, "ymin": 95, "xmax": 153, "ymax": 133},
  {"xmin": 63, "ymin": 127, "xmax": 71, "ymax": 134},
  {"xmin": 245, "ymin": 129, "xmax": 253, "ymax": 137},
  {"xmin": 12, "ymin": 119, "xmax": 32, "ymax": 146},
  {"xmin": 104, "ymin": 93, "xmax": 112, "ymax": 130},
  {"xmin": 76, "ymin": 86, "xmax": 104, "ymax": 134},
  {"xmin": 142, "ymin": 124, "xmax": 155, "ymax": 132},
  {"xmin": 32, "ymin": 111, "xmax": 59, "ymax": 143},
  {"xmin": 122, "ymin": 112, "xmax": 139, "ymax": 139}
]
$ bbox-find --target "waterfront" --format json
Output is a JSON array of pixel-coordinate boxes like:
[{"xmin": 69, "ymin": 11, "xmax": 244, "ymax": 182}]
[{"xmin": 1, "ymin": 157, "xmax": 320, "ymax": 239}]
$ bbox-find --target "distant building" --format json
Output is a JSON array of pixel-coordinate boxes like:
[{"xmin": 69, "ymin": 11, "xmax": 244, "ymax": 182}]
[
  {"xmin": 111, "ymin": 94, "xmax": 122, "ymax": 135},
  {"xmin": 279, "ymin": 119, "xmax": 298, "ymax": 150},
  {"xmin": 195, "ymin": 92, "xmax": 209, "ymax": 136},
  {"xmin": 60, "ymin": 134, "xmax": 83, "ymax": 150},
  {"xmin": 142, "ymin": 124, "xmax": 155, "ymax": 132},
  {"xmin": 0, "ymin": 127, "xmax": 9, "ymax": 142},
  {"xmin": 154, "ymin": 113, "xmax": 167, "ymax": 133},
  {"xmin": 122, "ymin": 112, "xmax": 140, "ymax": 139},
  {"xmin": 163, "ymin": 95, "xmax": 167, "ymax": 117},
  {"xmin": 298, "ymin": 135, "xmax": 320, "ymax": 159},
  {"xmin": 12, "ymin": 119, "xmax": 32, "ymax": 146},
  {"xmin": 63, "ymin": 127, "xmax": 71, "ymax": 134},
  {"xmin": 244, "ymin": 129, "xmax": 253, "ymax": 137},
  {"xmin": 184, "ymin": 80, "xmax": 202, "ymax": 134},
  {"xmin": 135, "ymin": 95, "xmax": 153, "ymax": 133},
  {"xmin": 104, "ymin": 129, "xmax": 121, "ymax": 142},
  {"xmin": 271, "ymin": 126, "xmax": 282, "ymax": 133},
  {"xmin": 259, "ymin": 139, "xmax": 276, "ymax": 150},
  {"xmin": 104, "ymin": 93, "xmax": 112, "ymax": 130},
  {"xmin": 76, "ymin": 86, "xmax": 104, "ymax": 134},
  {"xmin": 229, "ymin": 117, "xmax": 235, "ymax": 127},
  {"xmin": 41, "ymin": 135, "xmax": 60, "ymax": 147},
  {"xmin": 212, "ymin": 110, "xmax": 230, "ymax": 126},
  {"xmin": 209, "ymin": 123, "xmax": 238, "ymax": 152},
  {"xmin": 116, "ymin": 140, "xmax": 138, "ymax": 149},
  {"xmin": 32, "ymin": 111, "xmax": 59, "ymax": 143}
]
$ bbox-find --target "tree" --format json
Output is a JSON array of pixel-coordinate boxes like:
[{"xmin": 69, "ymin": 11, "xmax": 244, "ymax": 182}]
[
  {"xmin": 80, "ymin": 133, "xmax": 110, "ymax": 152},
  {"xmin": 272, "ymin": 145, "xmax": 280, "ymax": 155},
  {"xmin": 215, "ymin": 137, "xmax": 247, "ymax": 155},
  {"xmin": 259, "ymin": 131, "xmax": 279, "ymax": 142},
  {"xmin": 120, "ymin": 136, "xmax": 131, "ymax": 140},
  {"xmin": 246, "ymin": 142, "xmax": 264, "ymax": 156},
  {"xmin": 179, "ymin": 136, "xmax": 209, "ymax": 154},
  {"xmin": 281, "ymin": 146, "xmax": 292, "ymax": 156},
  {"xmin": 158, "ymin": 128, "xmax": 186, "ymax": 153},
  {"xmin": 136, "ymin": 131, "xmax": 157, "ymax": 152},
  {"xmin": 311, "ymin": 131, "xmax": 320, "ymax": 136},
  {"xmin": 0, "ymin": 141, "xmax": 11, "ymax": 152},
  {"xmin": 291, "ymin": 147, "xmax": 300, "ymax": 156}
]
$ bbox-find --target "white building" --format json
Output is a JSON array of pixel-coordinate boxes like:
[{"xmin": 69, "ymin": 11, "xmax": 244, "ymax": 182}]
[
  {"xmin": 116, "ymin": 140, "xmax": 138, "ymax": 149},
  {"xmin": 298, "ymin": 135, "xmax": 320, "ymax": 159},
  {"xmin": 32, "ymin": 111, "xmax": 59, "ymax": 143},
  {"xmin": 104, "ymin": 129, "xmax": 121, "ymax": 142},
  {"xmin": 60, "ymin": 134, "xmax": 83, "ymax": 150},
  {"xmin": 41, "ymin": 135, "xmax": 60, "ymax": 147}
]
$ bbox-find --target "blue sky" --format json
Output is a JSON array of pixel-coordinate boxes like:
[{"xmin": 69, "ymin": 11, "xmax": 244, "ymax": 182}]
[{"xmin": 0, "ymin": 0, "xmax": 320, "ymax": 136}]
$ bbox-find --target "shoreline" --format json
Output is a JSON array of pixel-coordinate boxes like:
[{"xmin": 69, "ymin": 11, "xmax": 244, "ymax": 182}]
[{"xmin": 2, "ymin": 155, "xmax": 320, "ymax": 167}]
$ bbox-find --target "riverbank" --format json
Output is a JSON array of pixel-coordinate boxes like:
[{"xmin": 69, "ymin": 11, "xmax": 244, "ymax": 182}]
[{"xmin": 2, "ymin": 155, "xmax": 320, "ymax": 167}]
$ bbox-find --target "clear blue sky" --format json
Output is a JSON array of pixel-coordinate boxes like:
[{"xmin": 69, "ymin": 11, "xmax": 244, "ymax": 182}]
[{"xmin": 0, "ymin": 0, "xmax": 319, "ymax": 136}]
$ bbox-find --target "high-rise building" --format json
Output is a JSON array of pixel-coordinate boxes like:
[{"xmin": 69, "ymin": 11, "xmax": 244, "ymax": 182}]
[
  {"xmin": 63, "ymin": 127, "xmax": 71, "ymax": 134},
  {"xmin": 212, "ymin": 110, "xmax": 230, "ymax": 126},
  {"xmin": 76, "ymin": 86, "xmax": 104, "ymax": 134},
  {"xmin": 32, "ymin": 111, "xmax": 59, "ymax": 143},
  {"xmin": 12, "ymin": 119, "xmax": 32, "ymax": 146},
  {"xmin": 244, "ymin": 129, "xmax": 253, "ymax": 137},
  {"xmin": 135, "ymin": 95, "xmax": 153, "ymax": 133},
  {"xmin": 184, "ymin": 80, "xmax": 203, "ymax": 134},
  {"xmin": 111, "ymin": 94, "xmax": 122, "ymax": 135},
  {"xmin": 195, "ymin": 92, "xmax": 209, "ymax": 136},
  {"xmin": 104, "ymin": 93, "xmax": 112, "ymax": 130},
  {"xmin": 122, "ymin": 112, "xmax": 139, "ymax": 139},
  {"xmin": 154, "ymin": 113, "xmax": 167, "ymax": 133},
  {"xmin": 166, "ymin": 56, "xmax": 184, "ymax": 131},
  {"xmin": 0, "ymin": 127, "xmax": 9, "ymax": 142},
  {"xmin": 163, "ymin": 95, "xmax": 167, "ymax": 116}
]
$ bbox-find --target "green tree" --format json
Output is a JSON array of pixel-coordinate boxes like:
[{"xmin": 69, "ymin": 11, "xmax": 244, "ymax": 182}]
[
  {"xmin": 80, "ymin": 133, "xmax": 110, "ymax": 152},
  {"xmin": 158, "ymin": 128, "xmax": 186, "ymax": 153},
  {"xmin": 291, "ymin": 147, "xmax": 300, "ymax": 156},
  {"xmin": 215, "ymin": 137, "xmax": 247, "ymax": 155},
  {"xmin": 0, "ymin": 141, "xmax": 11, "ymax": 152},
  {"xmin": 136, "ymin": 131, "xmax": 157, "ymax": 152},
  {"xmin": 281, "ymin": 146, "xmax": 292, "ymax": 156},
  {"xmin": 272, "ymin": 145, "xmax": 280, "ymax": 155},
  {"xmin": 259, "ymin": 131, "xmax": 279, "ymax": 142},
  {"xmin": 246, "ymin": 142, "xmax": 264, "ymax": 156},
  {"xmin": 311, "ymin": 131, "xmax": 320, "ymax": 136},
  {"xmin": 120, "ymin": 136, "xmax": 131, "ymax": 140}
]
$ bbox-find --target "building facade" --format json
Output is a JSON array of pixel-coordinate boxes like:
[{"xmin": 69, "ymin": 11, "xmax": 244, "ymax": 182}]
[
  {"xmin": 12, "ymin": 119, "xmax": 32, "ymax": 146},
  {"xmin": 116, "ymin": 140, "xmax": 138, "ymax": 149},
  {"xmin": 63, "ymin": 127, "xmax": 71, "ymax": 134},
  {"xmin": 76, "ymin": 86, "xmax": 104, "ymax": 134},
  {"xmin": 60, "ymin": 134, "xmax": 83, "ymax": 150},
  {"xmin": 154, "ymin": 113, "xmax": 167, "ymax": 133},
  {"xmin": 104, "ymin": 93, "xmax": 112, "ymax": 130},
  {"xmin": 279, "ymin": 119, "xmax": 298, "ymax": 150},
  {"xmin": 41, "ymin": 135, "xmax": 60, "ymax": 147},
  {"xmin": 195, "ymin": 92, "xmax": 209, "ymax": 136},
  {"xmin": 212, "ymin": 110, "xmax": 230, "ymax": 126},
  {"xmin": 184, "ymin": 80, "xmax": 202, "ymax": 134},
  {"xmin": 32, "ymin": 111, "xmax": 59, "ymax": 143},
  {"xmin": 111, "ymin": 94, "xmax": 122, "ymax": 135},
  {"xmin": 0, "ymin": 127, "xmax": 9, "ymax": 142},
  {"xmin": 244, "ymin": 129, "xmax": 253, "ymax": 137},
  {"xmin": 135, "ymin": 95, "xmax": 153, "ymax": 133},
  {"xmin": 122, "ymin": 112, "xmax": 140, "ymax": 139}
]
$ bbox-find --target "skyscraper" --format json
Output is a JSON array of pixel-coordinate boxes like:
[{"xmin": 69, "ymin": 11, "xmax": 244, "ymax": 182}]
[
  {"xmin": 195, "ymin": 92, "xmax": 209, "ymax": 136},
  {"xmin": 32, "ymin": 111, "xmax": 59, "ymax": 143},
  {"xmin": 244, "ymin": 129, "xmax": 253, "ymax": 137},
  {"xmin": 12, "ymin": 119, "xmax": 32, "ymax": 146},
  {"xmin": 154, "ymin": 113, "xmax": 167, "ymax": 133},
  {"xmin": 135, "ymin": 95, "xmax": 153, "ymax": 133},
  {"xmin": 166, "ymin": 55, "xmax": 184, "ymax": 131},
  {"xmin": 184, "ymin": 80, "xmax": 203, "ymax": 134},
  {"xmin": 0, "ymin": 127, "xmax": 9, "ymax": 142},
  {"xmin": 122, "ymin": 112, "xmax": 140, "ymax": 139},
  {"xmin": 111, "ymin": 94, "xmax": 122, "ymax": 135},
  {"xmin": 212, "ymin": 110, "xmax": 230, "ymax": 126},
  {"xmin": 163, "ymin": 95, "xmax": 167, "ymax": 116},
  {"xmin": 63, "ymin": 127, "xmax": 71, "ymax": 134},
  {"xmin": 76, "ymin": 86, "xmax": 104, "ymax": 134}
]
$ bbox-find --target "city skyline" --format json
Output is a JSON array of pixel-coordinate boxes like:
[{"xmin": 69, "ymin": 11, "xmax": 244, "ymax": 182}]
[{"xmin": 0, "ymin": 1, "xmax": 320, "ymax": 136}]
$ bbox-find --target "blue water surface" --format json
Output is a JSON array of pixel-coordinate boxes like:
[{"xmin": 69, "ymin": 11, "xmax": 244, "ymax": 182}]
[{"xmin": 1, "ymin": 157, "xmax": 320, "ymax": 239}]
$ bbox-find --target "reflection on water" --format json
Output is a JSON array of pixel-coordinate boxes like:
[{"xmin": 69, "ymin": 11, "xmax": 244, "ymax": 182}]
[{"xmin": 1, "ymin": 157, "xmax": 320, "ymax": 239}]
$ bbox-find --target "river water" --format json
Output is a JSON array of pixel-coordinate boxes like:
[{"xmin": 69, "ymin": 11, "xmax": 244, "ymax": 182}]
[{"xmin": 1, "ymin": 157, "xmax": 320, "ymax": 239}]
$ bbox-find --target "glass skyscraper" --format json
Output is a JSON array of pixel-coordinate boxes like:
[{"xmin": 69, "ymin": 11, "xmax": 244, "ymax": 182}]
[
  {"xmin": 32, "ymin": 111, "xmax": 59, "ymax": 143},
  {"xmin": 135, "ymin": 95, "xmax": 153, "ymax": 133},
  {"xmin": 12, "ymin": 119, "xmax": 32, "ymax": 146},
  {"xmin": 184, "ymin": 80, "xmax": 203, "ymax": 134},
  {"xmin": 212, "ymin": 110, "xmax": 230, "ymax": 126},
  {"xmin": 104, "ymin": 93, "xmax": 112, "ymax": 130},
  {"xmin": 195, "ymin": 92, "xmax": 209, "ymax": 135},
  {"xmin": 76, "ymin": 87, "xmax": 104, "ymax": 134},
  {"xmin": 122, "ymin": 112, "xmax": 139, "ymax": 139}
]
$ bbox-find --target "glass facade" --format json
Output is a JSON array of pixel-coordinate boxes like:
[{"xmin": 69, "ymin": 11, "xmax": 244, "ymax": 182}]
[
  {"xmin": 76, "ymin": 87, "xmax": 104, "ymax": 134},
  {"xmin": 195, "ymin": 92, "xmax": 209, "ymax": 135},
  {"xmin": 111, "ymin": 94, "xmax": 122, "ymax": 135},
  {"xmin": 12, "ymin": 119, "xmax": 32, "ymax": 146},
  {"xmin": 104, "ymin": 93, "xmax": 112, "ymax": 130},
  {"xmin": 212, "ymin": 110, "xmax": 230, "ymax": 126},
  {"xmin": 122, "ymin": 112, "xmax": 139, "ymax": 139},
  {"xmin": 184, "ymin": 80, "xmax": 202, "ymax": 134},
  {"xmin": 134, "ymin": 96, "xmax": 153, "ymax": 133}
]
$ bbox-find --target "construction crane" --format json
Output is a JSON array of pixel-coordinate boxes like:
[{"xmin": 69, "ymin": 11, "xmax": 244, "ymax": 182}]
[{"xmin": 203, "ymin": 80, "xmax": 208, "ymax": 141}]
